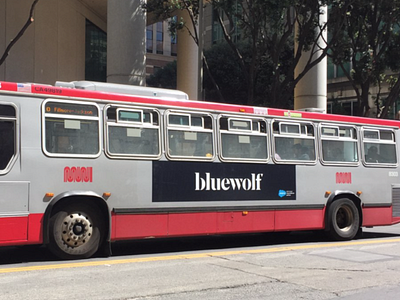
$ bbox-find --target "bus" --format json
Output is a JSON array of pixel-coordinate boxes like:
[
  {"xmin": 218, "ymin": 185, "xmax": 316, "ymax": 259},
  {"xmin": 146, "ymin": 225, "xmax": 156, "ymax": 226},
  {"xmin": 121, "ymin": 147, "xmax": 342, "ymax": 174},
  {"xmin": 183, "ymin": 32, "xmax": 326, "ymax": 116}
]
[{"xmin": 1, "ymin": 80, "xmax": 400, "ymax": 259}]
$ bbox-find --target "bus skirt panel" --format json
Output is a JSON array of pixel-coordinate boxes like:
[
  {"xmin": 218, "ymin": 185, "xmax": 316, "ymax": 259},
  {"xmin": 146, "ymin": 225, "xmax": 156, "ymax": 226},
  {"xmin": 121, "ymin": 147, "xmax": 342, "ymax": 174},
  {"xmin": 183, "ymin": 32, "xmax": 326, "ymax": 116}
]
[
  {"xmin": 110, "ymin": 208, "xmax": 326, "ymax": 241},
  {"xmin": 0, "ymin": 213, "xmax": 43, "ymax": 246},
  {"xmin": 362, "ymin": 205, "xmax": 400, "ymax": 226}
]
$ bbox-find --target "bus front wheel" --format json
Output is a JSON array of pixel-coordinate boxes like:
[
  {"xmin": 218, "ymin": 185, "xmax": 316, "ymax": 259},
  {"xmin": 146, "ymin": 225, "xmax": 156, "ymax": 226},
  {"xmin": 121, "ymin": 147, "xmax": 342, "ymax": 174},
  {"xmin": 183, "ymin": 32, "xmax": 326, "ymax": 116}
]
[
  {"xmin": 328, "ymin": 198, "xmax": 360, "ymax": 241},
  {"xmin": 48, "ymin": 202, "xmax": 104, "ymax": 259}
]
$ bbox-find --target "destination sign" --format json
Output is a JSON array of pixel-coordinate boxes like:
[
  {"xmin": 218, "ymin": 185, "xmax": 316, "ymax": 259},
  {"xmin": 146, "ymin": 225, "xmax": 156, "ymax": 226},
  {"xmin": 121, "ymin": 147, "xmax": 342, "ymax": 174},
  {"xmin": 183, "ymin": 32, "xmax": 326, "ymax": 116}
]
[{"xmin": 45, "ymin": 102, "xmax": 98, "ymax": 117}]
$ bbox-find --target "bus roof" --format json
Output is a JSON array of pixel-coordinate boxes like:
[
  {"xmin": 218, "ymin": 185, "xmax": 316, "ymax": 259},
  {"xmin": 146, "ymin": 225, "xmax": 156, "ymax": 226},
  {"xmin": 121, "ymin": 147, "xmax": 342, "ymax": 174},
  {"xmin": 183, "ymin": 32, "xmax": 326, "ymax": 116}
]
[
  {"xmin": 1, "ymin": 80, "xmax": 399, "ymax": 128},
  {"xmin": 55, "ymin": 81, "xmax": 189, "ymax": 100}
]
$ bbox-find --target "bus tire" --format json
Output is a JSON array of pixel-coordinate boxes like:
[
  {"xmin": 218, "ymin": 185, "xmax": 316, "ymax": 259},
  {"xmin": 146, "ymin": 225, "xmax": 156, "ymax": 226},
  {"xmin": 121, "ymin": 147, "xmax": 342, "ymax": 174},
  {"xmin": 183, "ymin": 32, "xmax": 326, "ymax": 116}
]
[
  {"xmin": 328, "ymin": 198, "xmax": 360, "ymax": 241},
  {"xmin": 48, "ymin": 203, "xmax": 104, "ymax": 260}
]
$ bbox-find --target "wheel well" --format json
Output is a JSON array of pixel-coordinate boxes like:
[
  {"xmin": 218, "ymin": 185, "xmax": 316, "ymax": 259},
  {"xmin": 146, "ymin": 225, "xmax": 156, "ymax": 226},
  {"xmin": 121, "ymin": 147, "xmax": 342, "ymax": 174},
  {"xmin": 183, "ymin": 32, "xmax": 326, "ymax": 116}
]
[
  {"xmin": 325, "ymin": 193, "xmax": 362, "ymax": 231},
  {"xmin": 43, "ymin": 195, "xmax": 110, "ymax": 245}
]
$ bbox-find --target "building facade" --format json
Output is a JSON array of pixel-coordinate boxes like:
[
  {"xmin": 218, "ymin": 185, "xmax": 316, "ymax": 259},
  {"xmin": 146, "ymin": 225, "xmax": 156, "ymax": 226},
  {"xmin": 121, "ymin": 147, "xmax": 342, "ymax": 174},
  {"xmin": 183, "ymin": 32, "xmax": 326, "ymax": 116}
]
[
  {"xmin": 0, "ymin": 0, "xmax": 104, "ymax": 84},
  {"xmin": 0, "ymin": 0, "xmax": 176, "ymax": 86}
]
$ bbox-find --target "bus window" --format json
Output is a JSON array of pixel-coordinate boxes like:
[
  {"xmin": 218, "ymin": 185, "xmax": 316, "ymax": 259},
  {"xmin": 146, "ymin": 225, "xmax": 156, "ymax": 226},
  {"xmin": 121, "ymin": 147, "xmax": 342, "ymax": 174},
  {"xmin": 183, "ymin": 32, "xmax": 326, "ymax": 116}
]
[
  {"xmin": 106, "ymin": 106, "xmax": 161, "ymax": 158},
  {"xmin": 0, "ymin": 104, "xmax": 16, "ymax": 172},
  {"xmin": 166, "ymin": 111, "xmax": 214, "ymax": 160},
  {"xmin": 219, "ymin": 116, "xmax": 268, "ymax": 161},
  {"xmin": 362, "ymin": 128, "xmax": 397, "ymax": 165},
  {"xmin": 43, "ymin": 101, "xmax": 100, "ymax": 157},
  {"xmin": 320, "ymin": 125, "xmax": 359, "ymax": 164},
  {"xmin": 272, "ymin": 120, "xmax": 316, "ymax": 163}
]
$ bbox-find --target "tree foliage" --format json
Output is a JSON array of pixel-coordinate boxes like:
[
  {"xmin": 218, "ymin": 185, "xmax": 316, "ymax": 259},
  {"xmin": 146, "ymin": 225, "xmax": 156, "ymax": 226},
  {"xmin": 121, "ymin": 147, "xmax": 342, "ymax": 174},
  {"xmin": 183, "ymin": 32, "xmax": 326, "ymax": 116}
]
[
  {"xmin": 328, "ymin": 0, "xmax": 400, "ymax": 118},
  {"xmin": 144, "ymin": 0, "xmax": 353, "ymax": 108},
  {"xmin": 203, "ymin": 41, "xmax": 248, "ymax": 104},
  {"xmin": 210, "ymin": 0, "xmax": 357, "ymax": 107},
  {"xmin": 147, "ymin": 60, "xmax": 178, "ymax": 89},
  {"xmin": 203, "ymin": 40, "xmax": 294, "ymax": 106}
]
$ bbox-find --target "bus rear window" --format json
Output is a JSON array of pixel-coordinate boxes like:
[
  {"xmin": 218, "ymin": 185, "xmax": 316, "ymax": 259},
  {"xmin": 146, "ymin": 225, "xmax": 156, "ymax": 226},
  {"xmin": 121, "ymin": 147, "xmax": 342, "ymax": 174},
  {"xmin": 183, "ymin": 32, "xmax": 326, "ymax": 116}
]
[{"xmin": 43, "ymin": 100, "xmax": 100, "ymax": 157}]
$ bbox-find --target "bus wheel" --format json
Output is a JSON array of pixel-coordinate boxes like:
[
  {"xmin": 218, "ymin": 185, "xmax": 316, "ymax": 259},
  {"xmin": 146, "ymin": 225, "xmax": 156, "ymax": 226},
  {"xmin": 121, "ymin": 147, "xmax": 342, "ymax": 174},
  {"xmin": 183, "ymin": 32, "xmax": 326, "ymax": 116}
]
[
  {"xmin": 48, "ymin": 203, "xmax": 103, "ymax": 259},
  {"xmin": 328, "ymin": 198, "xmax": 360, "ymax": 241}
]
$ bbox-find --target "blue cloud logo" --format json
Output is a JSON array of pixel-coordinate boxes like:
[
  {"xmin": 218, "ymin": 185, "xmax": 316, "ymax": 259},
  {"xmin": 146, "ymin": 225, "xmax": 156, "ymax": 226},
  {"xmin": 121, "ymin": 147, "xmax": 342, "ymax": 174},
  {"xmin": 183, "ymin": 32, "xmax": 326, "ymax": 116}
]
[{"xmin": 278, "ymin": 190, "xmax": 287, "ymax": 198}]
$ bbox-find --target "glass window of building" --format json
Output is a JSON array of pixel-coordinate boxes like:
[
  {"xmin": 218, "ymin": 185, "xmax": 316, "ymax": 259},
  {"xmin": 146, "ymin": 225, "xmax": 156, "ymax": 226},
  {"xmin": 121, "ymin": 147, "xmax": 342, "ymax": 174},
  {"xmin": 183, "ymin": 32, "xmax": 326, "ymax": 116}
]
[
  {"xmin": 146, "ymin": 25, "xmax": 153, "ymax": 53},
  {"xmin": 156, "ymin": 22, "xmax": 164, "ymax": 54},
  {"xmin": 85, "ymin": 20, "xmax": 107, "ymax": 82}
]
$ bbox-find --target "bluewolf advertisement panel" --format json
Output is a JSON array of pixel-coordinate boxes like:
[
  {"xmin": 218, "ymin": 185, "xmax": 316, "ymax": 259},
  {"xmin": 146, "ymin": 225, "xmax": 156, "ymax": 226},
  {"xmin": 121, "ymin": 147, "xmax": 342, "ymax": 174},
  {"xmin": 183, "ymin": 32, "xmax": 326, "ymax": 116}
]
[{"xmin": 152, "ymin": 161, "xmax": 296, "ymax": 202}]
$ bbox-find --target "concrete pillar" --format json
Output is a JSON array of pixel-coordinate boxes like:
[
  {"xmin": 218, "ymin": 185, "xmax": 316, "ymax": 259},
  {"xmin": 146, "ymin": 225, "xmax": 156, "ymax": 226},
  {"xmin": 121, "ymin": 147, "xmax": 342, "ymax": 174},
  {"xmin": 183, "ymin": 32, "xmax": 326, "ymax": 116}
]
[
  {"xmin": 107, "ymin": 0, "xmax": 146, "ymax": 85},
  {"xmin": 177, "ymin": 9, "xmax": 200, "ymax": 100},
  {"xmin": 294, "ymin": 5, "xmax": 327, "ymax": 113}
]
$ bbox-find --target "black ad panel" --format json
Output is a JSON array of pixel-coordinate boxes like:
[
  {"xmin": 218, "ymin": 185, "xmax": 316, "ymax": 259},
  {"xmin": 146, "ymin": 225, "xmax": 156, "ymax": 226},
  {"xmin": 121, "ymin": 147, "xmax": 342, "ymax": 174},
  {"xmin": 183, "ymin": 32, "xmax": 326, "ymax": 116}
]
[{"xmin": 152, "ymin": 161, "xmax": 296, "ymax": 202}]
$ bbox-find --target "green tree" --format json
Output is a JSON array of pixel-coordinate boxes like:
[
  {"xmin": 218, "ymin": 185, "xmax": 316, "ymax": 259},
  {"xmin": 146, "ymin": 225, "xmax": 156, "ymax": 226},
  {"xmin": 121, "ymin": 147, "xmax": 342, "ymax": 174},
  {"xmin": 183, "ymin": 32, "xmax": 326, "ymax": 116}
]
[
  {"xmin": 329, "ymin": 0, "xmax": 400, "ymax": 118},
  {"xmin": 143, "ymin": 0, "xmax": 353, "ymax": 107},
  {"xmin": 203, "ymin": 40, "xmax": 294, "ymax": 107},
  {"xmin": 147, "ymin": 60, "xmax": 178, "ymax": 89},
  {"xmin": 203, "ymin": 42, "xmax": 248, "ymax": 104},
  {"xmin": 212, "ymin": 0, "xmax": 355, "ymax": 107}
]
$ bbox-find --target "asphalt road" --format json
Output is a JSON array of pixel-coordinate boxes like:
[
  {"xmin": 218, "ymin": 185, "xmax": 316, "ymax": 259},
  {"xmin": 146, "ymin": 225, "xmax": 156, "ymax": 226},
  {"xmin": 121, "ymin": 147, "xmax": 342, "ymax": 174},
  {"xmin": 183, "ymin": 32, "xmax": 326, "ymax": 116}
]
[{"xmin": 1, "ymin": 225, "xmax": 400, "ymax": 299}]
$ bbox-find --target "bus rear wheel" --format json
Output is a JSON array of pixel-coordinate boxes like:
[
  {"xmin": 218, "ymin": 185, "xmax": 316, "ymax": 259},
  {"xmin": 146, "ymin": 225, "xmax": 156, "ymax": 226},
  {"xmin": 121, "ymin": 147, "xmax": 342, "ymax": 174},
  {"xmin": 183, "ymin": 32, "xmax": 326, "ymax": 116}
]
[
  {"xmin": 48, "ymin": 203, "xmax": 103, "ymax": 260},
  {"xmin": 328, "ymin": 198, "xmax": 360, "ymax": 241}
]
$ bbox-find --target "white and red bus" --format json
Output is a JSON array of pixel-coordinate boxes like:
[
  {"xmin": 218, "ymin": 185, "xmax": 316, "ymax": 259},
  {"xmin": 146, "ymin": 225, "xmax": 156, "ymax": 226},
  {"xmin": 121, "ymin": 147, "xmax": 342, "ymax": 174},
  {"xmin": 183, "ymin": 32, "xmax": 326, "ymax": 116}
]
[{"xmin": 1, "ymin": 80, "xmax": 400, "ymax": 259}]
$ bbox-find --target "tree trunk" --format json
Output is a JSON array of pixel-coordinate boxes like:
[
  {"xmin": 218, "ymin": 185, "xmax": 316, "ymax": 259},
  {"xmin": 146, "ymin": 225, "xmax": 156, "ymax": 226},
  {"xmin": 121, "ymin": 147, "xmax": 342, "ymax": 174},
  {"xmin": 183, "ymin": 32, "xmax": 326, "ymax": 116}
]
[{"xmin": 0, "ymin": 0, "xmax": 40, "ymax": 66}]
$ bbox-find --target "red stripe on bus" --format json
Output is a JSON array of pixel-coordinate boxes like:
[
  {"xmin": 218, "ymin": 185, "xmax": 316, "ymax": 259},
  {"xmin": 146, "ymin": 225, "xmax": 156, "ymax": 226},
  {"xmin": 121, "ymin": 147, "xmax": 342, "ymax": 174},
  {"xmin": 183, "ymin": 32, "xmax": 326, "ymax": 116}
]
[
  {"xmin": 274, "ymin": 209, "xmax": 325, "ymax": 231},
  {"xmin": 110, "ymin": 209, "xmax": 325, "ymax": 241},
  {"xmin": 267, "ymin": 108, "xmax": 400, "ymax": 127},
  {"xmin": 0, "ymin": 214, "xmax": 43, "ymax": 246},
  {"xmin": 0, "ymin": 216, "xmax": 28, "ymax": 242},
  {"xmin": 0, "ymin": 81, "xmax": 19, "ymax": 92},
  {"xmin": 0, "ymin": 208, "xmax": 399, "ymax": 247},
  {"xmin": 362, "ymin": 206, "xmax": 399, "ymax": 227},
  {"xmin": 28, "ymin": 82, "xmax": 252, "ymax": 114},
  {"xmin": 27, "ymin": 213, "xmax": 44, "ymax": 243}
]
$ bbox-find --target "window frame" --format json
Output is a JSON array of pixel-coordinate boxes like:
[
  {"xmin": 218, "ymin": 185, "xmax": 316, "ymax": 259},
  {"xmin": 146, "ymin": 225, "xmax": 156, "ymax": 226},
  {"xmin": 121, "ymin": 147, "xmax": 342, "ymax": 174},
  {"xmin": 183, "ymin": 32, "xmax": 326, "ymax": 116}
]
[
  {"xmin": 165, "ymin": 110, "xmax": 215, "ymax": 161},
  {"xmin": 116, "ymin": 108, "xmax": 146, "ymax": 124},
  {"xmin": 218, "ymin": 114, "xmax": 269, "ymax": 163},
  {"xmin": 361, "ymin": 126, "xmax": 398, "ymax": 167},
  {"xmin": 42, "ymin": 99, "xmax": 101, "ymax": 158},
  {"xmin": 0, "ymin": 102, "xmax": 18, "ymax": 175},
  {"xmin": 319, "ymin": 123, "xmax": 359, "ymax": 166},
  {"xmin": 272, "ymin": 119, "xmax": 317, "ymax": 164},
  {"xmin": 105, "ymin": 105, "xmax": 162, "ymax": 160}
]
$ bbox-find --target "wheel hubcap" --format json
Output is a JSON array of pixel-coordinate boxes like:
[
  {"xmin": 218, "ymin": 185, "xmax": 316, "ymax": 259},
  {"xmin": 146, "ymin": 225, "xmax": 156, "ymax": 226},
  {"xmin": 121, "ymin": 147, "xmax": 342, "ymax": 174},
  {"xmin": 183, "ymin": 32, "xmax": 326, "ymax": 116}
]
[
  {"xmin": 61, "ymin": 213, "xmax": 93, "ymax": 247},
  {"xmin": 336, "ymin": 206, "xmax": 354, "ymax": 232}
]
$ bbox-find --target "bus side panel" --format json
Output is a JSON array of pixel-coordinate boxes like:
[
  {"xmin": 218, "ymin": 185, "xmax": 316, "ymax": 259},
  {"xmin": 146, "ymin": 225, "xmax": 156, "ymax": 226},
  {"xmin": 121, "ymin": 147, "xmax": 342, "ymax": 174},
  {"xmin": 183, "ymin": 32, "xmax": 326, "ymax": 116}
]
[
  {"xmin": 216, "ymin": 211, "xmax": 275, "ymax": 234},
  {"xmin": 168, "ymin": 212, "xmax": 217, "ymax": 236},
  {"xmin": 27, "ymin": 213, "xmax": 43, "ymax": 243},
  {"xmin": 168, "ymin": 211, "xmax": 275, "ymax": 236},
  {"xmin": 111, "ymin": 213, "xmax": 169, "ymax": 240},
  {"xmin": 274, "ymin": 209, "xmax": 325, "ymax": 231},
  {"xmin": 111, "ymin": 211, "xmax": 276, "ymax": 239},
  {"xmin": 362, "ymin": 207, "xmax": 393, "ymax": 227},
  {"xmin": 0, "ymin": 216, "xmax": 28, "ymax": 242},
  {"xmin": 0, "ymin": 213, "xmax": 43, "ymax": 246}
]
